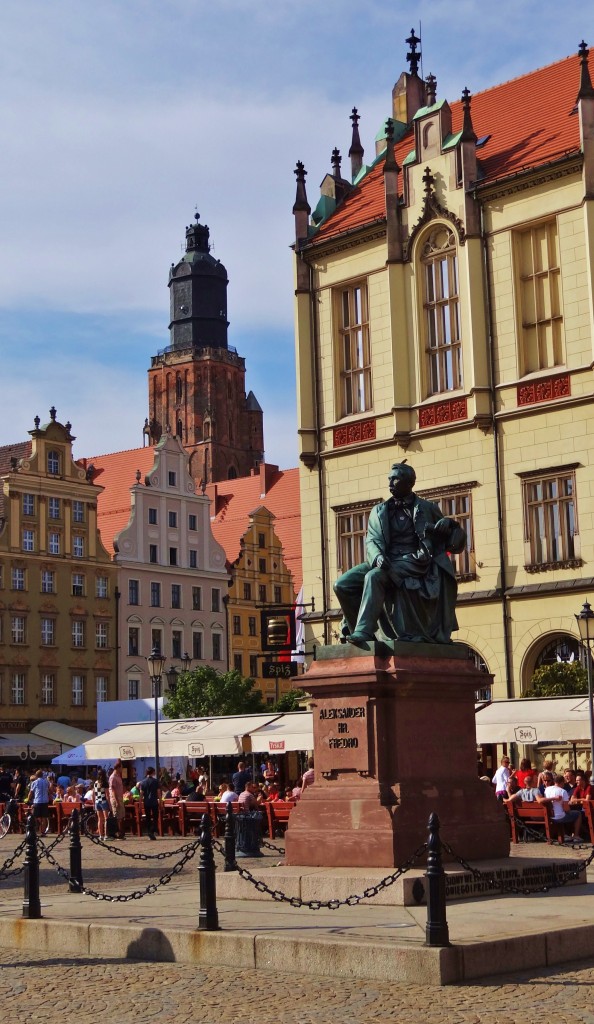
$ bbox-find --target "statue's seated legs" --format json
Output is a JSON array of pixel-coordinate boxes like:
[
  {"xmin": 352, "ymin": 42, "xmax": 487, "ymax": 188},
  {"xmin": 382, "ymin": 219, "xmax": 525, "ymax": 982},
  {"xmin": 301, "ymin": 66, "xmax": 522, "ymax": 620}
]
[{"xmin": 334, "ymin": 564, "xmax": 394, "ymax": 640}]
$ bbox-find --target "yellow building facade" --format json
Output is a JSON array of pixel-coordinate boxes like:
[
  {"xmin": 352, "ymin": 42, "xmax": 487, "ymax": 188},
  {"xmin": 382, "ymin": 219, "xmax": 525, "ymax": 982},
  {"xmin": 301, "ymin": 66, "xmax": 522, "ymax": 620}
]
[
  {"xmin": 292, "ymin": 41, "xmax": 594, "ymax": 768},
  {"xmin": 0, "ymin": 409, "xmax": 117, "ymax": 734}
]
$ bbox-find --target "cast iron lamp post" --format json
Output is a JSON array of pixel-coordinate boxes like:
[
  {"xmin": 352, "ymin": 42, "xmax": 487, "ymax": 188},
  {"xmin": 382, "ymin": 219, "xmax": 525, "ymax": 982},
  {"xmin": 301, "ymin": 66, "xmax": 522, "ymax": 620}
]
[
  {"xmin": 147, "ymin": 647, "xmax": 166, "ymax": 785},
  {"xmin": 181, "ymin": 651, "xmax": 192, "ymax": 673},
  {"xmin": 166, "ymin": 665, "xmax": 179, "ymax": 695},
  {"xmin": 575, "ymin": 600, "xmax": 594, "ymax": 784}
]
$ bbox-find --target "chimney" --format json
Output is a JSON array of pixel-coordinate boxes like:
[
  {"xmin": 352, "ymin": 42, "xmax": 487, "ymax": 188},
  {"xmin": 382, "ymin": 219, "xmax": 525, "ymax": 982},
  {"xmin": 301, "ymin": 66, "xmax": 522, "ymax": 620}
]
[{"xmin": 259, "ymin": 462, "xmax": 279, "ymax": 498}]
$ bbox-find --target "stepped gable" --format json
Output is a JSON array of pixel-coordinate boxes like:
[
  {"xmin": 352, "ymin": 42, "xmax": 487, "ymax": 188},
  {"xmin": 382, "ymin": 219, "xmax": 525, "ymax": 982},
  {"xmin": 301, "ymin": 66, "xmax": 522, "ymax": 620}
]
[
  {"xmin": 314, "ymin": 50, "xmax": 590, "ymax": 245},
  {"xmin": 206, "ymin": 464, "xmax": 302, "ymax": 591},
  {"xmin": 83, "ymin": 446, "xmax": 155, "ymax": 553}
]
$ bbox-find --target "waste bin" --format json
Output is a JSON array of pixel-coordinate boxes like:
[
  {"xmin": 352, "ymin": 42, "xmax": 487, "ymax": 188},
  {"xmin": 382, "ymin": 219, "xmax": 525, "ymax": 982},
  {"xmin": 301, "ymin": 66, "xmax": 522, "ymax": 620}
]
[{"xmin": 235, "ymin": 810, "xmax": 263, "ymax": 857}]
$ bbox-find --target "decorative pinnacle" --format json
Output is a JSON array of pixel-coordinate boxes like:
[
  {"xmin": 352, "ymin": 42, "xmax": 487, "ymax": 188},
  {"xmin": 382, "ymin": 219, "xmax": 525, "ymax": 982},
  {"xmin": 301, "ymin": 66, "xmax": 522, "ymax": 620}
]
[
  {"xmin": 426, "ymin": 73, "xmax": 437, "ymax": 107},
  {"xmin": 65, "ymin": 421, "xmax": 72, "ymax": 433},
  {"xmin": 577, "ymin": 40, "xmax": 594, "ymax": 100},
  {"xmin": 383, "ymin": 118, "xmax": 398, "ymax": 174},
  {"xmin": 406, "ymin": 28, "xmax": 421, "ymax": 77},
  {"xmin": 49, "ymin": 406, "xmax": 57, "ymax": 421},
  {"xmin": 34, "ymin": 415, "xmax": 40, "ymax": 429},
  {"xmin": 135, "ymin": 469, "xmax": 141, "ymax": 483},
  {"xmin": 331, "ymin": 147, "xmax": 342, "ymax": 178},
  {"xmin": 422, "ymin": 166, "xmax": 435, "ymax": 196},
  {"xmin": 294, "ymin": 160, "xmax": 307, "ymax": 182},
  {"xmin": 293, "ymin": 161, "xmax": 310, "ymax": 216},
  {"xmin": 350, "ymin": 106, "xmax": 360, "ymax": 128},
  {"xmin": 460, "ymin": 87, "xmax": 477, "ymax": 143}
]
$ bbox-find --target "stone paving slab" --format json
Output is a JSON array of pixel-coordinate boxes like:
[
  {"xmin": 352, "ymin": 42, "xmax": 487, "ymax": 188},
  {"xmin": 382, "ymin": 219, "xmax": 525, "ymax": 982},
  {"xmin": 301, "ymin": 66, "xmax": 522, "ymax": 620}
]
[{"xmin": 0, "ymin": 832, "xmax": 593, "ymax": 985}]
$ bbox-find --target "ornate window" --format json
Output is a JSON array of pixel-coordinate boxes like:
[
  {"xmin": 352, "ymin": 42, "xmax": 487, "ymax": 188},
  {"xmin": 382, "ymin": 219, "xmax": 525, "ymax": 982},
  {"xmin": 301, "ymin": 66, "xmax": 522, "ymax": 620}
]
[
  {"xmin": 335, "ymin": 281, "xmax": 372, "ymax": 417},
  {"xmin": 421, "ymin": 227, "xmax": 462, "ymax": 395},
  {"xmin": 521, "ymin": 467, "xmax": 580, "ymax": 570},
  {"xmin": 515, "ymin": 220, "xmax": 564, "ymax": 374}
]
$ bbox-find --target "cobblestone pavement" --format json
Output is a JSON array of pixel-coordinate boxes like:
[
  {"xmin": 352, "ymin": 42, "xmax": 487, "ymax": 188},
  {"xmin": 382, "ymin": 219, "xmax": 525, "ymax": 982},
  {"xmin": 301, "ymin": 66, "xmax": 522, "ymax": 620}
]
[{"xmin": 1, "ymin": 944, "xmax": 594, "ymax": 1024}]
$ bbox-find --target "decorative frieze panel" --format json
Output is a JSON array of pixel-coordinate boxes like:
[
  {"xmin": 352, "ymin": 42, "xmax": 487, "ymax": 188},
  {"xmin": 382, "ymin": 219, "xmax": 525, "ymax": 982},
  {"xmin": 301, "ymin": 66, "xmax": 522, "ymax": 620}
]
[
  {"xmin": 517, "ymin": 374, "xmax": 570, "ymax": 407},
  {"xmin": 418, "ymin": 398, "xmax": 467, "ymax": 429},
  {"xmin": 333, "ymin": 419, "xmax": 377, "ymax": 448}
]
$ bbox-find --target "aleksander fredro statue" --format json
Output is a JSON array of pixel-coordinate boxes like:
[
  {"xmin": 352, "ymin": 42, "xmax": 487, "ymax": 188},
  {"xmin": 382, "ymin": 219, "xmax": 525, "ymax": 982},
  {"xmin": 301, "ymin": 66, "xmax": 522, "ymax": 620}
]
[{"xmin": 334, "ymin": 462, "xmax": 467, "ymax": 645}]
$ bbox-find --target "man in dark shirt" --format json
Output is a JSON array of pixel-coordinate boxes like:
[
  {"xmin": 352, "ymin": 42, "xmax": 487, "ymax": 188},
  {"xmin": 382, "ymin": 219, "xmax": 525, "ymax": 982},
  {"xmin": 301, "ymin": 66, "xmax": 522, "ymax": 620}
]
[
  {"xmin": 138, "ymin": 767, "xmax": 160, "ymax": 839},
  {"xmin": 232, "ymin": 761, "xmax": 252, "ymax": 795}
]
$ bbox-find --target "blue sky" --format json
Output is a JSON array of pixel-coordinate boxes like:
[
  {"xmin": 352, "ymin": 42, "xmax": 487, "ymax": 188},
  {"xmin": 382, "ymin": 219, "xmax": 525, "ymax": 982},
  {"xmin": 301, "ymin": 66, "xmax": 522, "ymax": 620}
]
[{"xmin": 0, "ymin": 1, "xmax": 588, "ymax": 467}]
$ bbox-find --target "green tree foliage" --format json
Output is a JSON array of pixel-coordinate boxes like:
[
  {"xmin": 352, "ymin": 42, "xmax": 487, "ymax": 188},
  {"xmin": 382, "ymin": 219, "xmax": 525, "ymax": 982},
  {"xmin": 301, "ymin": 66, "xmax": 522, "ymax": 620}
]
[
  {"xmin": 163, "ymin": 666, "xmax": 265, "ymax": 719},
  {"xmin": 271, "ymin": 688, "xmax": 307, "ymax": 712},
  {"xmin": 523, "ymin": 660, "xmax": 588, "ymax": 698}
]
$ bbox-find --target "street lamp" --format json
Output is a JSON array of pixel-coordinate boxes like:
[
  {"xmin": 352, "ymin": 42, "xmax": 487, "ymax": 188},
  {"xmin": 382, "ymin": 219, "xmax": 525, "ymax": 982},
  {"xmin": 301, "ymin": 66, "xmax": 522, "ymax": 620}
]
[
  {"xmin": 166, "ymin": 665, "xmax": 179, "ymax": 695},
  {"xmin": 181, "ymin": 651, "xmax": 192, "ymax": 673},
  {"xmin": 147, "ymin": 647, "xmax": 166, "ymax": 784},
  {"xmin": 575, "ymin": 600, "xmax": 594, "ymax": 784}
]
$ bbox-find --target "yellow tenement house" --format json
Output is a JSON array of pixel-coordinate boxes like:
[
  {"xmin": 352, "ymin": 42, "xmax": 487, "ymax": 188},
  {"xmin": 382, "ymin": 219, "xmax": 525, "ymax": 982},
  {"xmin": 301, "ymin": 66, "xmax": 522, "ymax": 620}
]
[{"xmin": 292, "ymin": 36, "xmax": 594, "ymax": 764}]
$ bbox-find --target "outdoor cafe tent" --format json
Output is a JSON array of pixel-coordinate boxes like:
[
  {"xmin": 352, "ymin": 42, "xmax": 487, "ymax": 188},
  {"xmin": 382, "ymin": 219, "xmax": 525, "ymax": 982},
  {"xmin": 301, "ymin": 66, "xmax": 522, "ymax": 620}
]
[
  {"xmin": 249, "ymin": 712, "xmax": 314, "ymax": 754},
  {"xmin": 52, "ymin": 712, "xmax": 314, "ymax": 765},
  {"xmin": 475, "ymin": 696, "xmax": 593, "ymax": 745}
]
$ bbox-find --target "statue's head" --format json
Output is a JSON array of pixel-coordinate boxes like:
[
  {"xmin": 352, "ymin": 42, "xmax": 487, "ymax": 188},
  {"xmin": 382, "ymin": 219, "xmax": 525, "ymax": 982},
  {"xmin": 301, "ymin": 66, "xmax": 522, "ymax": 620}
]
[{"xmin": 388, "ymin": 461, "xmax": 416, "ymax": 499}]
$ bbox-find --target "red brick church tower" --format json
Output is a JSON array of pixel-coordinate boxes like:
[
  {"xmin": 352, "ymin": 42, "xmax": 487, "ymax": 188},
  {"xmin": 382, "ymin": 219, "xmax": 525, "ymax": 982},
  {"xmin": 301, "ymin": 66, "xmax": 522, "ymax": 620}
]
[{"xmin": 146, "ymin": 213, "xmax": 264, "ymax": 485}]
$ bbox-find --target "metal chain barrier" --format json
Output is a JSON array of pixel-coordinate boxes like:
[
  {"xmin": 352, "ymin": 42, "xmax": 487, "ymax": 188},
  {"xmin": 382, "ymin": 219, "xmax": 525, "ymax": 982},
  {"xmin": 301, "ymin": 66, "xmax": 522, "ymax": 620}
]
[
  {"xmin": 0, "ymin": 836, "xmax": 28, "ymax": 880},
  {"xmin": 442, "ymin": 839, "xmax": 594, "ymax": 895},
  {"xmin": 215, "ymin": 840, "xmax": 428, "ymax": 909},
  {"xmin": 37, "ymin": 837, "xmax": 200, "ymax": 902},
  {"xmin": 261, "ymin": 839, "xmax": 286, "ymax": 855},
  {"xmin": 80, "ymin": 819, "xmax": 200, "ymax": 861}
]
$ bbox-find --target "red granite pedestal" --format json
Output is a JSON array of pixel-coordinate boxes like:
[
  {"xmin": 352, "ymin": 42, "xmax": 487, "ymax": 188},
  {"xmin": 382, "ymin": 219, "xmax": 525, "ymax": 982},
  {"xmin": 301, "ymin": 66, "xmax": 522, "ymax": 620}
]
[{"xmin": 285, "ymin": 642, "xmax": 509, "ymax": 868}]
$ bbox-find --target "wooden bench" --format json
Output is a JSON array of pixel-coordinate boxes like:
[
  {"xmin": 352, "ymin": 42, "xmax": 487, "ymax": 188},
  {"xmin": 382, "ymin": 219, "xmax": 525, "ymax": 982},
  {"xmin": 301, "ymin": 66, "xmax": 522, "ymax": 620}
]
[
  {"xmin": 177, "ymin": 800, "xmax": 211, "ymax": 836},
  {"xmin": 265, "ymin": 800, "xmax": 295, "ymax": 839},
  {"xmin": 159, "ymin": 799, "xmax": 182, "ymax": 836},
  {"xmin": 212, "ymin": 800, "xmax": 240, "ymax": 836},
  {"xmin": 578, "ymin": 799, "xmax": 594, "ymax": 844},
  {"xmin": 506, "ymin": 800, "xmax": 564, "ymax": 844}
]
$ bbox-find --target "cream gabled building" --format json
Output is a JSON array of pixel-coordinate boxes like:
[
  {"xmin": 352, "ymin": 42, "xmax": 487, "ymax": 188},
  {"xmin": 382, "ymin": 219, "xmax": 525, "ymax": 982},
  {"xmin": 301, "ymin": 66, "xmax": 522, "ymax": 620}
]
[
  {"xmin": 89, "ymin": 433, "xmax": 229, "ymax": 700},
  {"xmin": 292, "ymin": 39, "xmax": 594, "ymax": 750},
  {"xmin": 0, "ymin": 409, "xmax": 117, "ymax": 733}
]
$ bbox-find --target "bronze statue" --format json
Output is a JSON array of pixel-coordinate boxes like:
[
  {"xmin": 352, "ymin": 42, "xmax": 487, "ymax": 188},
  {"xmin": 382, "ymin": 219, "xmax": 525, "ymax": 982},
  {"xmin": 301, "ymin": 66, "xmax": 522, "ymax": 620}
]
[{"xmin": 334, "ymin": 462, "xmax": 466, "ymax": 645}]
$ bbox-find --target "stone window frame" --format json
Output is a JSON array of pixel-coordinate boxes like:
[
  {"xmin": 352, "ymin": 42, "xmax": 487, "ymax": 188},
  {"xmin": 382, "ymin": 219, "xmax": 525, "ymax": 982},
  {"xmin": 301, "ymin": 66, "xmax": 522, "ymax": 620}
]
[
  {"xmin": 418, "ymin": 224, "xmax": 463, "ymax": 397},
  {"xmin": 417, "ymin": 481, "xmax": 478, "ymax": 581},
  {"xmin": 333, "ymin": 278, "xmax": 373, "ymax": 419},
  {"xmin": 518, "ymin": 463, "xmax": 581, "ymax": 572},
  {"xmin": 513, "ymin": 216, "xmax": 565, "ymax": 377},
  {"xmin": 332, "ymin": 499, "xmax": 380, "ymax": 576}
]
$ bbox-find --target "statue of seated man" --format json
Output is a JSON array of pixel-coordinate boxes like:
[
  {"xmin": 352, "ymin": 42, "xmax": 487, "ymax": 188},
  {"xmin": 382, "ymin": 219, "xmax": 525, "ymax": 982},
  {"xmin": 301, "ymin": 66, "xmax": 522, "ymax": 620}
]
[{"xmin": 334, "ymin": 462, "xmax": 467, "ymax": 646}]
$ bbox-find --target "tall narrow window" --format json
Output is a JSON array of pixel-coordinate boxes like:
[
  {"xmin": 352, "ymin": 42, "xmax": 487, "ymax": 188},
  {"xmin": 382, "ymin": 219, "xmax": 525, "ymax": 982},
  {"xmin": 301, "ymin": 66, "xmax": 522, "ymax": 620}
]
[
  {"xmin": 128, "ymin": 627, "xmax": 140, "ymax": 656},
  {"xmin": 96, "ymin": 622, "xmax": 109, "ymax": 648},
  {"xmin": 47, "ymin": 450, "xmax": 60, "ymax": 475},
  {"xmin": 128, "ymin": 678, "xmax": 140, "ymax": 700},
  {"xmin": 72, "ymin": 573, "xmax": 85, "ymax": 596},
  {"xmin": 516, "ymin": 220, "xmax": 564, "ymax": 374},
  {"xmin": 41, "ymin": 673, "xmax": 55, "ymax": 705},
  {"xmin": 150, "ymin": 582, "xmax": 161, "ymax": 607},
  {"xmin": 523, "ymin": 469, "xmax": 579, "ymax": 569},
  {"xmin": 73, "ymin": 536, "xmax": 84, "ymax": 558},
  {"xmin": 72, "ymin": 621, "xmax": 85, "ymax": 648},
  {"xmin": 172, "ymin": 630, "xmax": 182, "ymax": 659},
  {"xmin": 336, "ymin": 281, "xmax": 372, "ymax": 417},
  {"xmin": 421, "ymin": 488, "xmax": 474, "ymax": 579},
  {"xmin": 72, "ymin": 675, "xmax": 84, "ymax": 706},
  {"xmin": 128, "ymin": 579, "xmax": 139, "ymax": 605},
  {"xmin": 11, "ymin": 673, "xmax": 25, "ymax": 705},
  {"xmin": 192, "ymin": 586, "xmax": 202, "ymax": 610},
  {"xmin": 41, "ymin": 618, "xmax": 55, "ymax": 646},
  {"xmin": 211, "ymin": 588, "xmax": 220, "ymax": 612},
  {"xmin": 22, "ymin": 494, "xmax": 34, "ymax": 516},
  {"xmin": 96, "ymin": 576, "xmax": 108, "ymax": 598},
  {"xmin": 11, "ymin": 617, "xmax": 26, "ymax": 644},
  {"xmin": 72, "ymin": 500, "xmax": 85, "ymax": 523},
  {"xmin": 22, "ymin": 529, "xmax": 34, "ymax": 552},
  {"xmin": 96, "ymin": 676, "xmax": 108, "ymax": 703},
  {"xmin": 422, "ymin": 227, "xmax": 462, "ymax": 395},
  {"xmin": 171, "ymin": 584, "xmax": 181, "ymax": 609},
  {"xmin": 48, "ymin": 497, "xmax": 61, "ymax": 519},
  {"xmin": 11, "ymin": 568, "xmax": 26, "ymax": 591},
  {"xmin": 192, "ymin": 631, "xmax": 203, "ymax": 660},
  {"xmin": 212, "ymin": 633, "xmax": 222, "ymax": 661},
  {"xmin": 49, "ymin": 532, "xmax": 60, "ymax": 555},
  {"xmin": 41, "ymin": 570, "xmax": 55, "ymax": 594}
]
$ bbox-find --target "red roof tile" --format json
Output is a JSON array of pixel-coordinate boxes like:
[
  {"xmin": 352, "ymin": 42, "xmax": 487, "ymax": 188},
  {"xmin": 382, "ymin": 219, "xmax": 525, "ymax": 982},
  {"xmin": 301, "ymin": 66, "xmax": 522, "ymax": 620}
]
[
  {"xmin": 314, "ymin": 51, "xmax": 589, "ymax": 244},
  {"xmin": 206, "ymin": 465, "xmax": 302, "ymax": 593},
  {"xmin": 85, "ymin": 447, "xmax": 155, "ymax": 553}
]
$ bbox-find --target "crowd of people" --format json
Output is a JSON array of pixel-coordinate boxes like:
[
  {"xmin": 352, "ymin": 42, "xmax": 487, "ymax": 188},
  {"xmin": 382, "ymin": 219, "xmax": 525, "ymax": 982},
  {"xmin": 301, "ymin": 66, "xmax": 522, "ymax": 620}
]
[
  {"xmin": 489, "ymin": 756, "xmax": 594, "ymax": 843},
  {"xmin": 0, "ymin": 755, "xmax": 315, "ymax": 839}
]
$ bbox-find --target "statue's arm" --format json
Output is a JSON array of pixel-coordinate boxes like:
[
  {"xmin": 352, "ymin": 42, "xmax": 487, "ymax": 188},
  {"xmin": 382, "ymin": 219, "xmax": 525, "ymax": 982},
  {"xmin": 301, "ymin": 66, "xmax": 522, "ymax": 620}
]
[{"xmin": 365, "ymin": 506, "xmax": 386, "ymax": 566}]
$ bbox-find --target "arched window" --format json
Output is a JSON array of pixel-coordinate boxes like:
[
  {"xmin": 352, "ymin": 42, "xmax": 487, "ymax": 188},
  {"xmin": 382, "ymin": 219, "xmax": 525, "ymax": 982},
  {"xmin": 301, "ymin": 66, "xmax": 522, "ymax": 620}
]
[
  {"xmin": 47, "ymin": 449, "xmax": 60, "ymax": 475},
  {"xmin": 421, "ymin": 226, "xmax": 462, "ymax": 395},
  {"xmin": 175, "ymin": 374, "xmax": 183, "ymax": 401},
  {"xmin": 459, "ymin": 644, "xmax": 491, "ymax": 701},
  {"xmin": 228, "ymin": 466, "xmax": 237, "ymax": 479}
]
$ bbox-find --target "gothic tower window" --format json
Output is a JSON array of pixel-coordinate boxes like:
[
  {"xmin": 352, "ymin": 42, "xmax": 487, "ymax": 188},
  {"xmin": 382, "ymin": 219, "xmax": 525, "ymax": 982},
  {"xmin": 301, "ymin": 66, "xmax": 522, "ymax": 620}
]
[
  {"xmin": 421, "ymin": 226, "xmax": 462, "ymax": 395},
  {"xmin": 175, "ymin": 374, "xmax": 183, "ymax": 401}
]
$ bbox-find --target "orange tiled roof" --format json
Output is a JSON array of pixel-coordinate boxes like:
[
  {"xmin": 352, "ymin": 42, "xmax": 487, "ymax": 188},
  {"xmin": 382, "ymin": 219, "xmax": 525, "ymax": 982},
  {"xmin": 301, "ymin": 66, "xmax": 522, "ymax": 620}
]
[
  {"xmin": 206, "ymin": 466, "xmax": 302, "ymax": 593},
  {"xmin": 313, "ymin": 51, "xmax": 589, "ymax": 244},
  {"xmin": 85, "ymin": 446, "xmax": 155, "ymax": 553},
  {"xmin": 0, "ymin": 440, "xmax": 33, "ymax": 519}
]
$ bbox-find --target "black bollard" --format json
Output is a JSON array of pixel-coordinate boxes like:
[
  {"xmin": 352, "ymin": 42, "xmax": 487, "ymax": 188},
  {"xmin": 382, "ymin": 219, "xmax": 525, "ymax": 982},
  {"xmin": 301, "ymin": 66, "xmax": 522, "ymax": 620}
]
[
  {"xmin": 198, "ymin": 813, "xmax": 220, "ymax": 931},
  {"xmin": 224, "ymin": 801, "xmax": 237, "ymax": 872},
  {"xmin": 22, "ymin": 813, "xmax": 41, "ymax": 919},
  {"xmin": 425, "ymin": 811, "xmax": 450, "ymax": 947},
  {"xmin": 68, "ymin": 808, "xmax": 84, "ymax": 893}
]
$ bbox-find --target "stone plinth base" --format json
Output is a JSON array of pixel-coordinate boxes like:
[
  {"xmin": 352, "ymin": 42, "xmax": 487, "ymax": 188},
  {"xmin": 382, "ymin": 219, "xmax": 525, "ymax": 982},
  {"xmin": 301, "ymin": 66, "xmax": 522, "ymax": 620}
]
[{"xmin": 285, "ymin": 642, "xmax": 509, "ymax": 868}]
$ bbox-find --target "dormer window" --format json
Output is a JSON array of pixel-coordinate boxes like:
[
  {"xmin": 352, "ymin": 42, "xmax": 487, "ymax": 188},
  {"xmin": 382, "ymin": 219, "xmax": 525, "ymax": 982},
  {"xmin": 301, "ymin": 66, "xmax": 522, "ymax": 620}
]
[{"xmin": 47, "ymin": 450, "xmax": 60, "ymax": 475}]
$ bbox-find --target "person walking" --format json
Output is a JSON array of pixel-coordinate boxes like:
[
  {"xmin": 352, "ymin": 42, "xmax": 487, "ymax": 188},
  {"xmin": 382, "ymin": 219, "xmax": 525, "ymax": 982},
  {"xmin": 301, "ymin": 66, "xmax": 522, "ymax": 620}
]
[
  {"xmin": 138, "ymin": 766, "xmax": 160, "ymax": 839},
  {"xmin": 93, "ymin": 768, "xmax": 110, "ymax": 841},
  {"xmin": 108, "ymin": 761, "xmax": 126, "ymax": 839},
  {"xmin": 27, "ymin": 770, "xmax": 50, "ymax": 835}
]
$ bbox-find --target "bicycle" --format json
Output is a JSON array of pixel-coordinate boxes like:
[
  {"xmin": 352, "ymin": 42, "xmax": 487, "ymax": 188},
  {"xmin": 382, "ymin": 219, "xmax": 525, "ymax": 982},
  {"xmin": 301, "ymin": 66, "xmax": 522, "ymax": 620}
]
[{"xmin": 0, "ymin": 797, "xmax": 49, "ymax": 836}]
